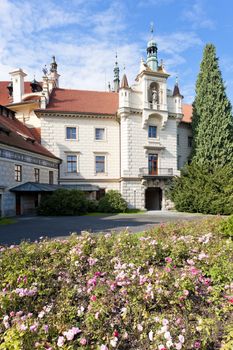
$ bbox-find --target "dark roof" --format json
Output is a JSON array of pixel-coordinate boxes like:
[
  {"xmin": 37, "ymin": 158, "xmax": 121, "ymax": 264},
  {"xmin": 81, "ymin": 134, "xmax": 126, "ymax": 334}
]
[
  {"xmin": 0, "ymin": 105, "xmax": 60, "ymax": 160},
  {"xmin": 10, "ymin": 182, "xmax": 60, "ymax": 192},
  {"xmin": 40, "ymin": 88, "xmax": 119, "ymax": 115},
  {"xmin": 173, "ymin": 83, "xmax": 182, "ymax": 97},
  {"xmin": 10, "ymin": 182, "xmax": 99, "ymax": 192}
]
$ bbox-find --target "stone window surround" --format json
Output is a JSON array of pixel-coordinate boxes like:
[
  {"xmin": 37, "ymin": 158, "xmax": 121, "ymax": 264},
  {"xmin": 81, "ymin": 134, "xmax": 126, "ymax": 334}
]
[
  {"xmin": 66, "ymin": 153, "xmax": 79, "ymax": 173},
  {"xmin": 94, "ymin": 127, "xmax": 107, "ymax": 142},
  {"xmin": 34, "ymin": 168, "xmax": 40, "ymax": 183},
  {"xmin": 65, "ymin": 125, "xmax": 78, "ymax": 141},
  {"xmin": 148, "ymin": 125, "xmax": 157, "ymax": 139},
  {"xmin": 94, "ymin": 152, "xmax": 108, "ymax": 176},
  {"xmin": 15, "ymin": 164, "xmax": 22, "ymax": 182}
]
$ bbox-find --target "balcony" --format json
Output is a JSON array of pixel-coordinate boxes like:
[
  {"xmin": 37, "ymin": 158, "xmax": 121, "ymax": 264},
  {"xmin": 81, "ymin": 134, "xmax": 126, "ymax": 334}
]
[{"xmin": 139, "ymin": 167, "xmax": 173, "ymax": 178}]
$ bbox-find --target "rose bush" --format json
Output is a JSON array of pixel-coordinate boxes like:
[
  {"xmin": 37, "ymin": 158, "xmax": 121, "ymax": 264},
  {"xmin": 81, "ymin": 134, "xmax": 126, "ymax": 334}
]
[{"xmin": 0, "ymin": 217, "xmax": 232, "ymax": 349}]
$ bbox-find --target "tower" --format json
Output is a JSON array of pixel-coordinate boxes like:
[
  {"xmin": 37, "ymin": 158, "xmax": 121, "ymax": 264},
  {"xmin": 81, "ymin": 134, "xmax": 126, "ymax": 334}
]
[
  {"xmin": 146, "ymin": 23, "xmax": 158, "ymax": 72},
  {"xmin": 113, "ymin": 53, "xmax": 120, "ymax": 92},
  {"xmin": 48, "ymin": 56, "xmax": 60, "ymax": 89}
]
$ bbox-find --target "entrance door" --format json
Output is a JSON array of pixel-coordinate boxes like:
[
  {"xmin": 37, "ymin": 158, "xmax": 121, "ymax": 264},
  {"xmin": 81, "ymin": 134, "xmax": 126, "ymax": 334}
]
[
  {"xmin": 145, "ymin": 187, "xmax": 162, "ymax": 210},
  {"xmin": 148, "ymin": 154, "xmax": 158, "ymax": 175},
  {"xmin": 16, "ymin": 194, "xmax": 21, "ymax": 215}
]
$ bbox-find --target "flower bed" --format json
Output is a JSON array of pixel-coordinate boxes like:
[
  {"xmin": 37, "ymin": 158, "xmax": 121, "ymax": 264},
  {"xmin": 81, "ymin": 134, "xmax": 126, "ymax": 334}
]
[{"xmin": 0, "ymin": 218, "xmax": 232, "ymax": 349}]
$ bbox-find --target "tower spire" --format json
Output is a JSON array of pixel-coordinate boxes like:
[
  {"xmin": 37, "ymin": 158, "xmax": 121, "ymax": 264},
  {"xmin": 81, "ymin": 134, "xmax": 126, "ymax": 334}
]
[
  {"xmin": 146, "ymin": 23, "xmax": 158, "ymax": 71},
  {"xmin": 50, "ymin": 56, "xmax": 57, "ymax": 73},
  {"xmin": 113, "ymin": 52, "xmax": 120, "ymax": 92}
]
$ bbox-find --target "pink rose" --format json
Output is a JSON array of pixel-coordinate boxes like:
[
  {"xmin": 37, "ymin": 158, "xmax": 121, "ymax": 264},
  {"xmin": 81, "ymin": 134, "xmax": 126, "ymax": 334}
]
[
  {"xmin": 90, "ymin": 295, "xmax": 97, "ymax": 302},
  {"xmin": 80, "ymin": 338, "xmax": 87, "ymax": 345},
  {"xmin": 57, "ymin": 336, "xmax": 65, "ymax": 347}
]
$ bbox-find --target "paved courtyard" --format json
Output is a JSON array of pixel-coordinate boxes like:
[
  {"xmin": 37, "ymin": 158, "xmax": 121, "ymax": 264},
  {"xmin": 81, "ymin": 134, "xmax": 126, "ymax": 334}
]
[{"xmin": 0, "ymin": 211, "xmax": 208, "ymax": 245}]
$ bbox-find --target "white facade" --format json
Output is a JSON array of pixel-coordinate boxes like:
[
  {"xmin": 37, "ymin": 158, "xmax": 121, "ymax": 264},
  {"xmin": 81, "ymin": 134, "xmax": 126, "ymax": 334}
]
[
  {"xmin": 40, "ymin": 114, "xmax": 120, "ymax": 193},
  {"xmin": 1, "ymin": 44, "xmax": 192, "ymax": 212}
]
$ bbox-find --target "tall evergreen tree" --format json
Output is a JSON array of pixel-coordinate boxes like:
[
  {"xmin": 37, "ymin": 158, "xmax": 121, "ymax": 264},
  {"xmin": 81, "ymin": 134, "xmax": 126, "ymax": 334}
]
[{"xmin": 192, "ymin": 44, "xmax": 233, "ymax": 168}]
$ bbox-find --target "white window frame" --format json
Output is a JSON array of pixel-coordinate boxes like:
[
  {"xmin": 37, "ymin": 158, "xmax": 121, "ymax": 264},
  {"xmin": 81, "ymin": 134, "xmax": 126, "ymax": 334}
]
[
  {"xmin": 94, "ymin": 127, "xmax": 107, "ymax": 142},
  {"xmin": 66, "ymin": 154, "xmax": 79, "ymax": 173},
  {"xmin": 148, "ymin": 125, "xmax": 157, "ymax": 139},
  {"xmin": 94, "ymin": 153, "xmax": 107, "ymax": 175},
  {"xmin": 65, "ymin": 126, "xmax": 78, "ymax": 141}
]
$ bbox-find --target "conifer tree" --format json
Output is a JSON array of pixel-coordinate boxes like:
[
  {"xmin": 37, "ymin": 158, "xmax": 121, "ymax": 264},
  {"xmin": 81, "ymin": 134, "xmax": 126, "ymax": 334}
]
[{"xmin": 192, "ymin": 44, "xmax": 233, "ymax": 168}]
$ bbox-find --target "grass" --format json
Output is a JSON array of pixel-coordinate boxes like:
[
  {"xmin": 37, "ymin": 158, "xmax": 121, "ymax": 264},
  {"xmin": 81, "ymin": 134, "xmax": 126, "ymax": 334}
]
[{"xmin": 0, "ymin": 217, "xmax": 16, "ymax": 225}]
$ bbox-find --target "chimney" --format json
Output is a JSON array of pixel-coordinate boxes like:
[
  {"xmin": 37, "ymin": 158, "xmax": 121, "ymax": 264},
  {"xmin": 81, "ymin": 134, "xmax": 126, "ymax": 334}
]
[{"xmin": 9, "ymin": 69, "xmax": 27, "ymax": 103}]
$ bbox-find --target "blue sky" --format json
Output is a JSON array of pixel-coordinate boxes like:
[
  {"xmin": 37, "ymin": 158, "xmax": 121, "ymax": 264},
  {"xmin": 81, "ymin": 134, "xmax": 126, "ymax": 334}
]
[{"xmin": 0, "ymin": 0, "xmax": 232, "ymax": 103}]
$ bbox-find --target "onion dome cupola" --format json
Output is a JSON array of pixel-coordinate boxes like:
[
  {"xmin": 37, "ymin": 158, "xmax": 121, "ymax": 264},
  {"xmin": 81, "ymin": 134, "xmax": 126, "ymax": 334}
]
[
  {"xmin": 113, "ymin": 53, "xmax": 120, "ymax": 92},
  {"xmin": 146, "ymin": 23, "xmax": 158, "ymax": 72}
]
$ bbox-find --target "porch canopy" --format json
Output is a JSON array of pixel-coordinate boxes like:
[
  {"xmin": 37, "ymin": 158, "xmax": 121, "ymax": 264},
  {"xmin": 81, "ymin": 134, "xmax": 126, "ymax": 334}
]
[{"xmin": 10, "ymin": 182, "xmax": 99, "ymax": 193}]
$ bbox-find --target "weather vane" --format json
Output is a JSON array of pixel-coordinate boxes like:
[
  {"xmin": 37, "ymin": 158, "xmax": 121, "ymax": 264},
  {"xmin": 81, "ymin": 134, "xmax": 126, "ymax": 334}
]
[
  {"xmin": 42, "ymin": 65, "xmax": 48, "ymax": 76},
  {"xmin": 150, "ymin": 21, "xmax": 154, "ymax": 37}
]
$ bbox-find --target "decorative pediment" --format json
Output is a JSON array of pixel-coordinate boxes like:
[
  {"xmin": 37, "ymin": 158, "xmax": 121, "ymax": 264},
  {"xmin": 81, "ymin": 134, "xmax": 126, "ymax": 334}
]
[{"xmin": 142, "ymin": 110, "xmax": 168, "ymax": 129}]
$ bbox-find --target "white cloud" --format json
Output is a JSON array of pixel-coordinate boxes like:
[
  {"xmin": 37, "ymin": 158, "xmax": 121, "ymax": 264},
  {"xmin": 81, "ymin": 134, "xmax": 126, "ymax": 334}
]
[
  {"xmin": 182, "ymin": 0, "xmax": 215, "ymax": 29},
  {"xmin": 0, "ymin": 0, "xmax": 203, "ymax": 100}
]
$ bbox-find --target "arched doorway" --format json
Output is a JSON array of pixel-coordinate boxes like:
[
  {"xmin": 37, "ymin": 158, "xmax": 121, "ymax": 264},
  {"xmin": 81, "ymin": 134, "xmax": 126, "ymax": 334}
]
[{"xmin": 145, "ymin": 187, "xmax": 162, "ymax": 210}]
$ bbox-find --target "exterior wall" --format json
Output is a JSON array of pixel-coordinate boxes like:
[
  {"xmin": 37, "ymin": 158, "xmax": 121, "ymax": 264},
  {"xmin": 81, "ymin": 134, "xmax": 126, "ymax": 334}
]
[
  {"xmin": 41, "ymin": 115, "xmax": 120, "ymax": 192},
  {"xmin": 121, "ymin": 180, "xmax": 145, "ymax": 209},
  {"xmin": 120, "ymin": 114, "xmax": 178, "ymax": 177},
  {"xmin": 0, "ymin": 145, "xmax": 59, "ymax": 216},
  {"xmin": 177, "ymin": 122, "xmax": 192, "ymax": 169}
]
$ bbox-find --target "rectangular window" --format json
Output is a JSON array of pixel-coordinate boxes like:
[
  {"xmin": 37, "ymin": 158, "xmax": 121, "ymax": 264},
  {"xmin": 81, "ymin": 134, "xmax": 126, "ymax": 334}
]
[
  {"xmin": 67, "ymin": 155, "xmax": 77, "ymax": 173},
  {"xmin": 148, "ymin": 125, "xmax": 157, "ymax": 138},
  {"xmin": 95, "ymin": 128, "xmax": 105, "ymax": 140},
  {"xmin": 148, "ymin": 154, "xmax": 158, "ymax": 175},
  {"xmin": 49, "ymin": 171, "xmax": 54, "ymax": 184},
  {"xmin": 188, "ymin": 136, "xmax": 193, "ymax": 147},
  {"xmin": 95, "ymin": 155, "xmax": 105, "ymax": 173},
  {"xmin": 66, "ymin": 127, "xmax": 76, "ymax": 140},
  {"xmin": 34, "ymin": 168, "xmax": 40, "ymax": 183},
  {"xmin": 15, "ymin": 165, "xmax": 22, "ymax": 182},
  {"xmin": 177, "ymin": 134, "xmax": 180, "ymax": 146}
]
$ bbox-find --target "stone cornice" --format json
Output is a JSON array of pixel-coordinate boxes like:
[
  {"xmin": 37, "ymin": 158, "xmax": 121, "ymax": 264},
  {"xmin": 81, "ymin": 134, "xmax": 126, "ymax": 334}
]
[{"xmin": 35, "ymin": 110, "xmax": 117, "ymax": 120}]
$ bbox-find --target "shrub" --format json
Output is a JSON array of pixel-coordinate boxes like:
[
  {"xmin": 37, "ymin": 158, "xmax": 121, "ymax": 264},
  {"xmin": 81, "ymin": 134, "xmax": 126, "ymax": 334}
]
[
  {"xmin": 98, "ymin": 190, "xmax": 127, "ymax": 213},
  {"xmin": 86, "ymin": 200, "xmax": 99, "ymax": 213},
  {"xmin": 0, "ymin": 218, "xmax": 232, "ymax": 349},
  {"xmin": 168, "ymin": 163, "xmax": 233, "ymax": 215},
  {"xmin": 219, "ymin": 215, "xmax": 233, "ymax": 238},
  {"xmin": 38, "ymin": 189, "xmax": 88, "ymax": 216}
]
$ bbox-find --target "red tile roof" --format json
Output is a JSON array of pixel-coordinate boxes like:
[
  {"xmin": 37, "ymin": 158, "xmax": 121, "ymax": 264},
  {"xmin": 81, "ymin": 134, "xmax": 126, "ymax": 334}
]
[
  {"xmin": 44, "ymin": 88, "xmax": 119, "ymax": 115},
  {"xmin": 0, "ymin": 106, "xmax": 59, "ymax": 160},
  {"xmin": 1, "ymin": 80, "xmax": 192, "ymax": 123},
  {"xmin": 182, "ymin": 104, "xmax": 192, "ymax": 123},
  {"xmin": 0, "ymin": 81, "xmax": 32, "ymax": 106}
]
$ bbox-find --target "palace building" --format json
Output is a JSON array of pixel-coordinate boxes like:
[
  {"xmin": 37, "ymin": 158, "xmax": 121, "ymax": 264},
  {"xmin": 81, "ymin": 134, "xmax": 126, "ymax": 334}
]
[{"xmin": 0, "ymin": 33, "xmax": 192, "ymax": 215}]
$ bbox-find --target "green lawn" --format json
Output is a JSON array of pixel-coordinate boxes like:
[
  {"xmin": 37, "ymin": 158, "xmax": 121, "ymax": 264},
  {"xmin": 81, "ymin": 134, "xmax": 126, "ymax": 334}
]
[{"xmin": 0, "ymin": 217, "xmax": 16, "ymax": 225}]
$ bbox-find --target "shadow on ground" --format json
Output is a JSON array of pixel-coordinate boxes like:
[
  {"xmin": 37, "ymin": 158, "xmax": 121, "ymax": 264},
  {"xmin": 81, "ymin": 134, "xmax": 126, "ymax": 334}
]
[{"xmin": 0, "ymin": 212, "xmax": 207, "ymax": 245}]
